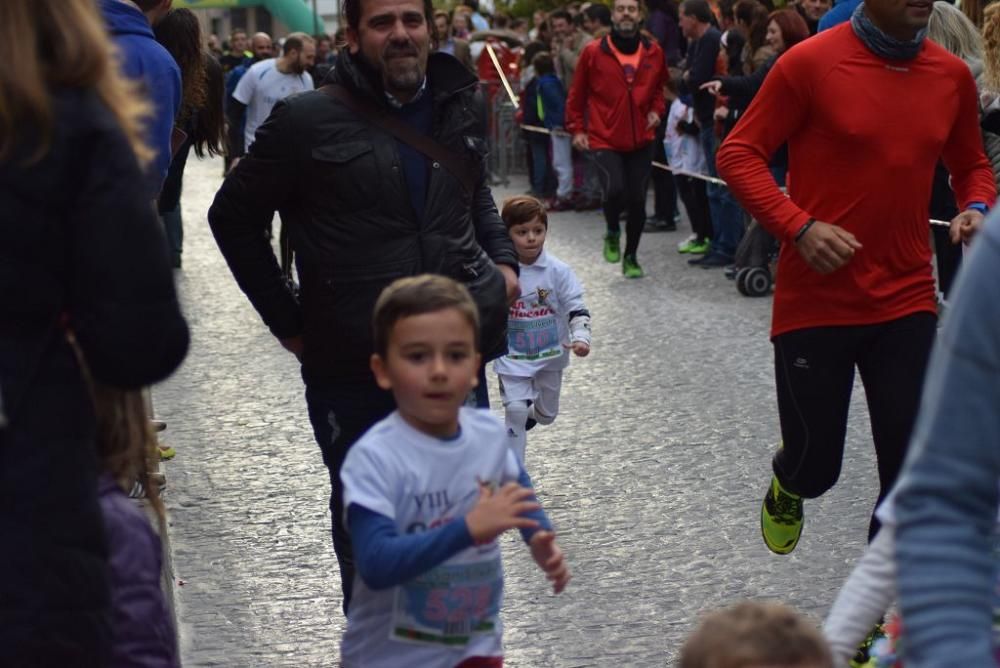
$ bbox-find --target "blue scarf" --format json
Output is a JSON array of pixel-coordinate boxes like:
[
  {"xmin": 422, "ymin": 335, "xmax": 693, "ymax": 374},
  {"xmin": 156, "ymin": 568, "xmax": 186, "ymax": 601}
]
[{"xmin": 850, "ymin": 2, "xmax": 927, "ymax": 61}]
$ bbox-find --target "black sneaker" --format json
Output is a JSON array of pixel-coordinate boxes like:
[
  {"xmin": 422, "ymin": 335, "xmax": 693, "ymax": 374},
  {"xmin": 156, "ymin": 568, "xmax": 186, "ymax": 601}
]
[{"xmin": 699, "ymin": 252, "xmax": 733, "ymax": 268}]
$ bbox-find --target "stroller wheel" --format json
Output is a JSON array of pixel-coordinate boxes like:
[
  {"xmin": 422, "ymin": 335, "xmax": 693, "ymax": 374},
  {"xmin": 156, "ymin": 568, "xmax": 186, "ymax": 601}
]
[
  {"xmin": 736, "ymin": 267, "xmax": 752, "ymax": 296},
  {"xmin": 744, "ymin": 267, "xmax": 772, "ymax": 297}
]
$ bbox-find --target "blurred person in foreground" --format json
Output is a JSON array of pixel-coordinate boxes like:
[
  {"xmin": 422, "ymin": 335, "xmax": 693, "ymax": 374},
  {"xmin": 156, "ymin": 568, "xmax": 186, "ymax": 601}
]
[
  {"xmin": 0, "ymin": 0, "xmax": 189, "ymax": 663},
  {"xmin": 892, "ymin": 210, "xmax": 1000, "ymax": 667},
  {"xmin": 681, "ymin": 600, "xmax": 833, "ymax": 668}
]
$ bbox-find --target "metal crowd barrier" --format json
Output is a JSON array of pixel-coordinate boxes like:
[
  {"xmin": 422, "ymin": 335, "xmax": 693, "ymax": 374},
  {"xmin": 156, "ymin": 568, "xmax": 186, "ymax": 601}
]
[{"xmin": 480, "ymin": 79, "xmax": 526, "ymax": 186}]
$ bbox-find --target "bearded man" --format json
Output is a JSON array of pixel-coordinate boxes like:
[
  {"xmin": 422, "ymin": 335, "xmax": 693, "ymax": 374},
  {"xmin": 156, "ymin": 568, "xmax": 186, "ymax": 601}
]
[
  {"xmin": 566, "ymin": 0, "xmax": 668, "ymax": 278},
  {"xmin": 208, "ymin": 0, "xmax": 519, "ymax": 612},
  {"xmin": 227, "ymin": 32, "xmax": 315, "ymax": 159}
]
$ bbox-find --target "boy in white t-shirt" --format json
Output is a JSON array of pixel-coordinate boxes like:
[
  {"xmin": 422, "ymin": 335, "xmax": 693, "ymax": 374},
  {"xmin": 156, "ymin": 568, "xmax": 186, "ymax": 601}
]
[
  {"xmin": 340, "ymin": 275, "xmax": 570, "ymax": 668},
  {"xmin": 493, "ymin": 196, "xmax": 592, "ymax": 463}
]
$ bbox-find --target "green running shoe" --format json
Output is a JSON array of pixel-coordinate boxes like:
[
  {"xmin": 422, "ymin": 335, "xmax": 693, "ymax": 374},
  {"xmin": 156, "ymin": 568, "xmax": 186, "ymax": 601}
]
[
  {"xmin": 622, "ymin": 254, "xmax": 644, "ymax": 278},
  {"xmin": 678, "ymin": 238, "xmax": 711, "ymax": 254},
  {"xmin": 689, "ymin": 239, "xmax": 711, "ymax": 254},
  {"xmin": 761, "ymin": 475, "xmax": 804, "ymax": 554},
  {"xmin": 849, "ymin": 623, "xmax": 886, "ymax": 668},
  {"xmin": 603, "ymin": 232, "xmax": 621, "ymax": 263}
]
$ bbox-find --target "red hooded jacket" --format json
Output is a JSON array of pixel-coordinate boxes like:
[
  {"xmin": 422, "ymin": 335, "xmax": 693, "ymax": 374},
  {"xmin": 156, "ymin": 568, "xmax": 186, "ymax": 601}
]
[{"xmin": 566, "ymin": 34, "xmax": 668, "ymax": 152}]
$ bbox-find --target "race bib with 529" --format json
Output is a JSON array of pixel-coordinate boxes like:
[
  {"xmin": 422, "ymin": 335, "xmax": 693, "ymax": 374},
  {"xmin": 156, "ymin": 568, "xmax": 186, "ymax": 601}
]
[{"xmin": 391, "ymin": 556, "xmax": 503, "ymax": 646}]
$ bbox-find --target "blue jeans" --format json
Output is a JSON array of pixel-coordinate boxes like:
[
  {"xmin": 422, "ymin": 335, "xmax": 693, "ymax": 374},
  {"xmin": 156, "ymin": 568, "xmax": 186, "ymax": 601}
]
[
  {"xmin": 527, "ymin": 135, "xmax": 550, "ymax": 196},
  {"xmin": 700, "ymin": 125, "xmax": 745, "ymax": 259},
  {"xmin": 304, "ymin": 369, "xmax": 490, "ymax": 612}
]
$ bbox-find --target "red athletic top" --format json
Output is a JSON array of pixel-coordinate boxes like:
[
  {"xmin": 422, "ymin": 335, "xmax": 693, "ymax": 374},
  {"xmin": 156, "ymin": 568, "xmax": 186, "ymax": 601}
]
[{"xmin": 718, "ymin": 24, "xmax": 996, "ymax": 337}]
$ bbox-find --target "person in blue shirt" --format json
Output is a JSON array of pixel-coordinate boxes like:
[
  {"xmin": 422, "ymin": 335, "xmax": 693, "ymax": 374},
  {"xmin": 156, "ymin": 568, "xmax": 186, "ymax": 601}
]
[
  {"xmin": 100, "ymin": 0, "xmax": 181, "ymax": 197},
  {"xmin": 818, "ymin": 0, "xmax": 861, "ymax": 31},
  {"xmin": 893, "ymin": 212, "xmax": 999, "ymax": 667},
  {"xmin": 534, "ymin": 52, "xmax": 575, "ymax": 210}
]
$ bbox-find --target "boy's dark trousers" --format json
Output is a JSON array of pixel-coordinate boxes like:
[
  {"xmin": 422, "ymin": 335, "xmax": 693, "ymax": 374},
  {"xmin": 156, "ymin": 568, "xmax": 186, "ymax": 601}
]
[{"xmin": 304, "ymin": 368, "xmax": 491, "ymax": 613}]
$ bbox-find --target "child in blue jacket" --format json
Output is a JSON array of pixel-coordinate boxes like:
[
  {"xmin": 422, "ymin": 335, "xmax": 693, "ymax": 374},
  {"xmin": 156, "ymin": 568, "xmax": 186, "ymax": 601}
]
[{"xmin": 533, "ymin": 52, "xmax": 574, "ymax": 211}]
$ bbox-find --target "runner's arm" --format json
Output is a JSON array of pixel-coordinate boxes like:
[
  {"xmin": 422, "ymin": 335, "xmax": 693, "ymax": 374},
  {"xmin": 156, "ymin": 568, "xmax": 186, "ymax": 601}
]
[
  {"xmin": 515, "ymin": 466, "xmax": 553, "ymax": 543},
  {"xmin": 558, "ymin": 267, "xmax": 591, "ymax": 346},
  {"xmin": 349, "ymin": 504, "xmax": 474, "ymax": 590},
  {"xmin": 716, "ymin": 63, "xmax": 811, "ymax": 243},
  {"xmin": 651, "ymin": 55, "xmax": 668, "ymax": 121},
  {"xmin": 941, "ymin": 70, "xmax": 997, "ymax": 211},
  {"xmin": 823, "ymin": 526, "xmax": 898, "ymax": 666}
]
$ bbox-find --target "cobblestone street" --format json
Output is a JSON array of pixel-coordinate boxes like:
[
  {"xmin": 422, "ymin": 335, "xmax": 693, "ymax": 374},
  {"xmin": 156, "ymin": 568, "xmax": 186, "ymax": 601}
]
[{"xmin": 157, "ymin": 155, "xmax": 883, "ymax": 666}]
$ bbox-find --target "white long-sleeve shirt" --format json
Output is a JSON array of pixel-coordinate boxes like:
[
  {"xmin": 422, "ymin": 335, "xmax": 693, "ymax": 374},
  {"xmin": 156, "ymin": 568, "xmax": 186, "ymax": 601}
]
[{"xmin": 493, "ymin": 249, "xmax": 589, "ymax": 377}]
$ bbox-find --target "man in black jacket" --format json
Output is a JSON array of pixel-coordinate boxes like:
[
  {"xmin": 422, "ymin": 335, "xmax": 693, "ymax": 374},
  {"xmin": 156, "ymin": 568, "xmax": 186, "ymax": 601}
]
[{"xmin": 208, "ymin": 0, "xmax": 519, "ymax": 612}]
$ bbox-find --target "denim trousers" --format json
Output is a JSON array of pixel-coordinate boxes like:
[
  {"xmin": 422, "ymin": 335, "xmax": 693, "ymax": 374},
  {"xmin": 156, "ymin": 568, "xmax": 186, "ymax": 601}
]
[{"xmin": 700, "ymin": 125, "xmax": 745, "ymax": 258}]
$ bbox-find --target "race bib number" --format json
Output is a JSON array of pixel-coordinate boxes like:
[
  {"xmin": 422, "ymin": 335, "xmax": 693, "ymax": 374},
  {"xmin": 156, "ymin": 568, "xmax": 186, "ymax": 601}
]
[
  {"xmin": 392, "ymin": 558, "xmax": 503, "ymax": 646},
  {"xmin": 507, "ymin": 315, "xmax": 560, "ymax": 361}
]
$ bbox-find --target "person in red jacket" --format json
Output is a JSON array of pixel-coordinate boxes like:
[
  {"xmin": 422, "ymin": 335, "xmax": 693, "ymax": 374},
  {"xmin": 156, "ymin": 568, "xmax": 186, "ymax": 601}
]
[
  {"xmin": 717, "ymin": 0, "xmax": 996, "ymax": 555},
  {"xmin": 566, "ymin": 0, "xmax": 668, "ymax": 278}
]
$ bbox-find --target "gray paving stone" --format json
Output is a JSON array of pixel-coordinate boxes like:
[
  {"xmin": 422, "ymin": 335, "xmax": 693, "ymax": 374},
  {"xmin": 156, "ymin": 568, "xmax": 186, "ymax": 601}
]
[{"xmin": 156, "ymin": 155, "xmax": 884, "ymax": 666}]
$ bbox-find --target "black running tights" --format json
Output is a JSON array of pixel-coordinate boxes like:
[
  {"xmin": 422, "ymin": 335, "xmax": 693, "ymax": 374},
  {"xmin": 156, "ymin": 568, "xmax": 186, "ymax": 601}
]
[
  {"xmin": 592, "ymin": 145, "xmax": 653, "ymax": 258},
  {"xmin": 772, "ymin": 311, "xmax": 937, "ymax": 539}
]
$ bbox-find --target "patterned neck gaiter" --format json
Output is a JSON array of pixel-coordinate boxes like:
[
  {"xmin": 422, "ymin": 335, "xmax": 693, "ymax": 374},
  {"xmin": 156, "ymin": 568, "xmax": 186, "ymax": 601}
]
[{"xmin": 850, "ymin": 2, "xmax": 927, "ymax": 61}]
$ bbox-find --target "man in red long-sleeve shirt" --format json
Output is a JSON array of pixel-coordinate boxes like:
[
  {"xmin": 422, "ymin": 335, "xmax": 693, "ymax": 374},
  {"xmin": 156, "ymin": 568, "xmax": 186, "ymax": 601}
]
[{"xmin": 717, "ymin": 0, "xmax": 995, "ymax": 554}]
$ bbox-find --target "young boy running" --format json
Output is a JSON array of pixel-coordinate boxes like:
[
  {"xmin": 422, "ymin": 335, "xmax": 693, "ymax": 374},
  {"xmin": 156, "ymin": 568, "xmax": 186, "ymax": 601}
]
[
  {"xmin": 340, "ymin": 275, "xmax": 570, "ymax": 668},
  {"xmin": 493, "ymin": 196, "xmax": 592, "ymax": 463}
]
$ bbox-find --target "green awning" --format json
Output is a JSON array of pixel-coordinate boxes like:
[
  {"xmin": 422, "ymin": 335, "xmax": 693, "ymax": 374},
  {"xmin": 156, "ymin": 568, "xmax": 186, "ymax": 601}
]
[{"xmin": 173, "ymin": 0, "xmax": 324, "ymax": 34}]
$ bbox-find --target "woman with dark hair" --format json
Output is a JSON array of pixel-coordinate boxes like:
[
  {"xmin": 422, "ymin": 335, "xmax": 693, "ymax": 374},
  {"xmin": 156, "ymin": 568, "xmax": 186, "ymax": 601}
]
[
  {"xmin": 154, "ymin": 8, "xmax": 226, "ymax": 268},
  {"xmin": 735, "ymin": 0, "xmax": 774, "ymax": 73},
  {"xmin": 700, "ymin": 8, "xmax": 809, "ymax": 183},
  {"xmin": 0, "ymin": 0, "xmax": 188, "ymax": 662}
]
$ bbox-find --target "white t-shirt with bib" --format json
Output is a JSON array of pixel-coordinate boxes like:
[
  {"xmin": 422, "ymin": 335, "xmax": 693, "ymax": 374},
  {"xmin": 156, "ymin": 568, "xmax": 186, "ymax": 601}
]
[
  {"xmin": 233, "ymin": 58, "xmax": 313, "ymax": 151},
  {"xmin": 340, "ymin": 408, "xmax": 522, "ymax": 668},
  {"xmin": 493, "ymin": 250, "xmax": 587, "ymax": 377}
]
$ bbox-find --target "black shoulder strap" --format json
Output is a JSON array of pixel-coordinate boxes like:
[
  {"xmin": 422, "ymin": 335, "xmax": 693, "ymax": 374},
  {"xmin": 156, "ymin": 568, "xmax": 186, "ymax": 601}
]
[{"xmin": 320, "ymin": 83, "xmax": 477, "ymax": 194}]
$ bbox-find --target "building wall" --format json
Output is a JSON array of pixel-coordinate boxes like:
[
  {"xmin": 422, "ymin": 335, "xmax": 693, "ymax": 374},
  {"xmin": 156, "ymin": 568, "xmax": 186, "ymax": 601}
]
[{"xmin": 191, "ymin": 6, "xmax": 337, "ymax": 46}]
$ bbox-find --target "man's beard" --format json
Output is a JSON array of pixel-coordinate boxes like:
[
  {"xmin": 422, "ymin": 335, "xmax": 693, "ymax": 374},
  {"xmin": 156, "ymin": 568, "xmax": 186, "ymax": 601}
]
[
  {"xmin": 613, "ymin": 19, "xmax": 638, "ymax": 37},
  {"xmin": 379, "ymin": 41, "xmax": 425, "ymax": 94}
]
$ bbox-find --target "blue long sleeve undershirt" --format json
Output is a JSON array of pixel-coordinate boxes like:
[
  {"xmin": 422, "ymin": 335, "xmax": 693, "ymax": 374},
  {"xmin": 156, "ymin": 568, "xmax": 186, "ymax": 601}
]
[{"xmin": 349, "ymin": 467, "xmax": 552, "ymax": 591}]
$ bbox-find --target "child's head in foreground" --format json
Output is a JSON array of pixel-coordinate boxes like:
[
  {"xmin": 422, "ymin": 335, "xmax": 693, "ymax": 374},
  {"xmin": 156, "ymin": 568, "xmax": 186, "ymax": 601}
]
[
  {"xmin": 680, "ymin": 601, "xmax": 833, "ymax": 668},
  {"xmin": 371, "ymin": 275, "xmax": 482, "ymax": 437},
  {"xmin": 502, "ymin": 195, "xmax": 548, "ymax": 265}
]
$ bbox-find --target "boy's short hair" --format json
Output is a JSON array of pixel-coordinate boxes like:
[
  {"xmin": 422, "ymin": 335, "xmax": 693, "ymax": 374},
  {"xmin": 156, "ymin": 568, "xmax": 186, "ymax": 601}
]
[
  {"xmin": 372, "ymin": 275, "xmax": 481, "ymax": 357},
  {"xmin": 680, "ymin": 601, "xmax": 833, "ymax": 668},
  {"xmin": 531, "ymin": 50, "xmax": 555, "ymax": 75},
  {"xmin": 501, "ymin": 195, "xmax": 548, "ymax": 229}
]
